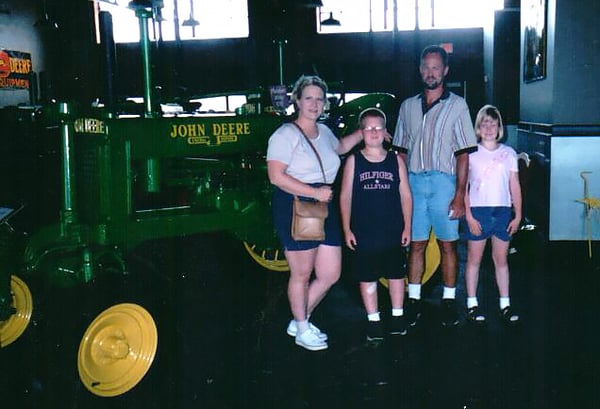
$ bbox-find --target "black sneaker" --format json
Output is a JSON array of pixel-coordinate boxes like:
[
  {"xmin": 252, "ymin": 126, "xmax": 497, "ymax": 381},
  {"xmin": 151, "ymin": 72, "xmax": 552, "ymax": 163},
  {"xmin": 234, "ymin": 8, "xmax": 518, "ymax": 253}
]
[
  {"xmin": 499, "ymin": 306, "xmax": 520, "ymax": 324},
  {"xmin": 441, "ymin": 299, "xmax": 459, "ymax": 327},
  {"xmin": 405, "ymin": 298, "xmax": 422, "ymax": 327},
  {"xmin": 388, "ymin": 315, "xmax": 408, "ymax": 335},
  {"xmin": 366, "ymin": 321, "xmax": 385, "ymax": 341}
]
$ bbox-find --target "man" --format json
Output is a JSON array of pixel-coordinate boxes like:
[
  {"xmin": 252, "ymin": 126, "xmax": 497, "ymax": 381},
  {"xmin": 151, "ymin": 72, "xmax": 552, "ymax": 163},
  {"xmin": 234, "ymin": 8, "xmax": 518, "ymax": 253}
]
[{"xmin": 392, "ymin": 45, "xmax": 477, "ymax": 327}]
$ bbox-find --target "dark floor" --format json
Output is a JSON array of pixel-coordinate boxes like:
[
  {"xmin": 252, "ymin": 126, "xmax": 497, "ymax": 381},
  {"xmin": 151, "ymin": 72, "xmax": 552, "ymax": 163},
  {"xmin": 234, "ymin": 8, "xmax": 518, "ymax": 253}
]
[{"xmin": 2, "ymin": 229, "xmax": 600, "ymax": 409}]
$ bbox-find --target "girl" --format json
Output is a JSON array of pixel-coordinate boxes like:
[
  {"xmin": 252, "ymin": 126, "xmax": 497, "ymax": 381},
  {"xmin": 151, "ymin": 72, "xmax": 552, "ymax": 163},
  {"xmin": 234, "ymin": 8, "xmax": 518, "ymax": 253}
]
[{"xmin": 464, "ymin": 105, "xmax": 522, "ymax": 324}]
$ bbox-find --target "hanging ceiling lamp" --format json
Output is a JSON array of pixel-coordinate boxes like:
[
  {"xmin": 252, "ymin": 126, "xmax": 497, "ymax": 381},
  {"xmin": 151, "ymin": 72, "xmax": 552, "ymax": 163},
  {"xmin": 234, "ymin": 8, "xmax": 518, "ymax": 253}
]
[
  {"xmin": 181, "ymin": 0, "xmax": 199, "ymax": 36},
  {"xmin": 320, "ymin": 11, "xmax": 340, "ymax": 26}
]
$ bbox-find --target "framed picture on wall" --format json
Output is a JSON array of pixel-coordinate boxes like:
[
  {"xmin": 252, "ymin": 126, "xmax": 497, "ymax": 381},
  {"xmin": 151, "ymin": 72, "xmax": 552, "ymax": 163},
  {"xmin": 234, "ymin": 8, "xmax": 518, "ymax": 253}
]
[{"xmin": 523, "ymin": 0, "xmax": 547, "ymax": 83}]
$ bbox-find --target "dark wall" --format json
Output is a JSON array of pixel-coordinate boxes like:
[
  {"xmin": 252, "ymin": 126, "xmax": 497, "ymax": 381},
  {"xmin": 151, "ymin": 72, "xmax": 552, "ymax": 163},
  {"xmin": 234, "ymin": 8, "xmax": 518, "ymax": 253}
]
[
  {"xmin": 3, "ymin": 0, "xmax": 484, "ymax": 119},
  {"xmin": 520, "ymin": 0, "xmax": 600, "ymax": 124}
]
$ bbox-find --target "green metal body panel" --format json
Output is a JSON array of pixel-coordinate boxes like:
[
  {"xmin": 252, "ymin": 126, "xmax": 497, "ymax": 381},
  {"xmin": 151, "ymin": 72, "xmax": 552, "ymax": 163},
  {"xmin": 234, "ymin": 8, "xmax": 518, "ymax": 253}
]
[
  {"xmin": 0, "ymin": 0, "xmax": 400, "ymax": 334},
  {"xmin": 16, "ymin": 107, "xmax": 283, "ymax": 287}
]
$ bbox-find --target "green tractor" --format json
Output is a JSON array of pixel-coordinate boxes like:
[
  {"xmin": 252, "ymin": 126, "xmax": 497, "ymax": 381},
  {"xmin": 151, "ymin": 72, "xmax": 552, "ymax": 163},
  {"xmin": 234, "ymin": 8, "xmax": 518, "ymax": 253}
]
[{"xmin": 0, "ymin": 1, "xmax": 408, "ymax": 398}]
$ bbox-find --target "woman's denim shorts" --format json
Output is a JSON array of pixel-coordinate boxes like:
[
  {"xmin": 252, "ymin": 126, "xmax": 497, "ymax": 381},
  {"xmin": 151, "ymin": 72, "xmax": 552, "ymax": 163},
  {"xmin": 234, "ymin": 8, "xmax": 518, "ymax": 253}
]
[{"xmin": 271, "ymin": 185, "xmax": 342, "ymax": 251}]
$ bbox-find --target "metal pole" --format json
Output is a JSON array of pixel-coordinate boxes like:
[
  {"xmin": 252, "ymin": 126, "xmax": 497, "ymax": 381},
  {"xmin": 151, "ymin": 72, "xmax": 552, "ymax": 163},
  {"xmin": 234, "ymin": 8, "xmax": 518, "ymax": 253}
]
[
  {"xmin": 59, "ymin": 102, "xmax": 77, "ymax": 226},
  {"xmin": 134, "ymin": 7, "xmax": 154, "ymax": 117},
  {"xmin": 277, "ymin": 39, "xmax": 287, "ymax": 85}
]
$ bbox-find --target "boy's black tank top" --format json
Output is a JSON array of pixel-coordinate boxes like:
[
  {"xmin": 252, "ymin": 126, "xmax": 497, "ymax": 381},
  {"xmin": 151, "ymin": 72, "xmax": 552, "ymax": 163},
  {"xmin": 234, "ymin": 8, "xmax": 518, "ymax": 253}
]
[{"xmin": 351, "ymin": 150, "xmax": 404, "ymax": 251}]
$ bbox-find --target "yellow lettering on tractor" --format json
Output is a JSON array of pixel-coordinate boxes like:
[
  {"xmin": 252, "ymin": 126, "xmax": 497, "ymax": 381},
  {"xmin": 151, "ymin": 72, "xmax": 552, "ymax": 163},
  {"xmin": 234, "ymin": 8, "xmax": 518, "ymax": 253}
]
[
  {"xmin": 171, "ymin": 122, "xmax": 250, "ymax": 145},
  {"xmin": 74, "ymin": 118, "xmax": 105, "ymax": 134},
  {"xmin": 170, "ymin": 124, "xmax": 206, "ymax": 138}
]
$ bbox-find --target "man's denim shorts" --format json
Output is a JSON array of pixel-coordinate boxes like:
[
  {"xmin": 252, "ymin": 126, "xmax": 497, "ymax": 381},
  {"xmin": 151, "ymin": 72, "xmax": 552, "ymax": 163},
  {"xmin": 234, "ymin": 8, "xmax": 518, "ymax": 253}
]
[{"xmin": 409, "ymin": 171, "xmax": 459, "ymax": 242}]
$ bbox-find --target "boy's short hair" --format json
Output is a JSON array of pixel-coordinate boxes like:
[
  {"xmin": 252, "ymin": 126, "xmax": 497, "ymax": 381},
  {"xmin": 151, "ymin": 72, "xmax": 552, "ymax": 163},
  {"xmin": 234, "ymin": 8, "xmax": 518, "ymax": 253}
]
[
  {"xmin": 358, "ymin": 107, "xmax": 387, "ymax": 127},
  {"xmin": 474, "ymin": 104, "xmax": 504, "ymax": 141}
]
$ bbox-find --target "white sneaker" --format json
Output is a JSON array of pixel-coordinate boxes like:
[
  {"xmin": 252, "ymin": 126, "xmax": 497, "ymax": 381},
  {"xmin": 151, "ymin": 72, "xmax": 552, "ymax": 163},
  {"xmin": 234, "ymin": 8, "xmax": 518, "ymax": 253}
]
[
  {"xmin": 286, "ymin": 320, "xmax": 328, "ymax": 341},
  {"xmin": 295, "ymin": 329, "xmax": 328, "ymax": 351}
]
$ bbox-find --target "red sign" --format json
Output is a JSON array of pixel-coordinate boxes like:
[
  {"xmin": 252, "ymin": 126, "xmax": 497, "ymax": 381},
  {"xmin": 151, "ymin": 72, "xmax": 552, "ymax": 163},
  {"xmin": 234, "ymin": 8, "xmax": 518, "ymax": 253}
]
[{"xmin": 0, "ymin": 49, "xmax": 32, "ymax": 90}]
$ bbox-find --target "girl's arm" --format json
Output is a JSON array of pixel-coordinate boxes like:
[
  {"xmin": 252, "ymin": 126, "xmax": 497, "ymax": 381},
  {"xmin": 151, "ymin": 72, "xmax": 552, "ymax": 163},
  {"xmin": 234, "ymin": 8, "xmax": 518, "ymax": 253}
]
[
  {"xmin": 397, "ymin": 154, "xmax": 412, "ymax": 247},
  {"xmin": 507, "ymin": 171, "xmax": 522, "ymax": 235},
  {"xmin": 339, "ymin": 155, "xmax": 357, "ymax": 250},
  {"xmin": 464, "ymin": 183, "xmax": 482, "ymax": 236}
]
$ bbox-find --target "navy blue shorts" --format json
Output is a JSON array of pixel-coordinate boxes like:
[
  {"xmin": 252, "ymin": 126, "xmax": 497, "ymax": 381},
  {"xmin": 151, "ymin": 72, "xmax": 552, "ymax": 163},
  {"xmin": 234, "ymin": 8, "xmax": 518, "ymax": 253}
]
[
  {"xmin": 465, "ymin": 206, "xmax": 512, "ymax": 242},
  {"xmin": 272, "ymin": 186, "xmax": 342, "ymax": 251},
  {"xmin": 351, "ymin": 244, "xmax": 408, "ymax": 282}
]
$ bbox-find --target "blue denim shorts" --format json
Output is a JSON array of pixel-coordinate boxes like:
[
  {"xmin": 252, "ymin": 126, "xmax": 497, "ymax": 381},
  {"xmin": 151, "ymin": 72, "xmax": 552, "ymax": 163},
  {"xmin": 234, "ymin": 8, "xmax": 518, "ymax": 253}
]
[
  {"xmin": 271, "ymin": 186, "xmax": 342, "ymax": 251},
  {"xmin": 410, "ymin": 171, "xmax": 459, "ymax": 241},
  {"xmin": 465, "ymin": 206, "xmax": 512, "ymax": 242}
]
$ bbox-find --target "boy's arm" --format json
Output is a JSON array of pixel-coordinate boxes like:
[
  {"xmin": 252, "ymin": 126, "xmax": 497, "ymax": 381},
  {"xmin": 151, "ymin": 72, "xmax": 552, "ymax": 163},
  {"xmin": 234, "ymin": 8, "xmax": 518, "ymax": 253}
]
[
  {"xmin": 397, "ymin": 154, "xmax": 412, "ymax": 246},
  {"xmin": 339, "ymin": 155, "xmax": 357, "ymax": 250}
]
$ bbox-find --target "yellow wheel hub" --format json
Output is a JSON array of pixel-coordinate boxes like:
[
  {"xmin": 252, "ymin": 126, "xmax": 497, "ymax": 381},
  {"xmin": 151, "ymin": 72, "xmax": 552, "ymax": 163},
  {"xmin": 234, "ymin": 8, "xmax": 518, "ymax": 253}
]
[
  {"xmin": 243, "ymin": 241, "xmax": 289, "ymax": 272},
  {"xmin": 78, "ymin": 303, "xmax": 158, "ymax": 397},
  {"xmin": 0, "ymin": 275, "xmax": 33, "ymax": 348},
  {"xmin": 380, "ymin": 230, "xmax": 441, "ymax": 288}
]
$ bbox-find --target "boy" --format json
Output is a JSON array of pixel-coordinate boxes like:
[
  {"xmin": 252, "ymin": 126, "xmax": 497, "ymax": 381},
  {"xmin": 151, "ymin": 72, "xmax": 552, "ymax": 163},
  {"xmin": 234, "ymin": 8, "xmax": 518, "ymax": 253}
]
[{"xmin": 340, "ymin": 108, "xmax": 413, "ymax": 340}]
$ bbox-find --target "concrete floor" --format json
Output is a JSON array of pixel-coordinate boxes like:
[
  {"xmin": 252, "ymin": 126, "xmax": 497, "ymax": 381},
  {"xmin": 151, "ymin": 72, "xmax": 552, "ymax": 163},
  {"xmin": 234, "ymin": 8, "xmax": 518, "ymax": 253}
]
[{"xmin": 2, "ymin": 229, "xmax": 599, "ymax": 409}]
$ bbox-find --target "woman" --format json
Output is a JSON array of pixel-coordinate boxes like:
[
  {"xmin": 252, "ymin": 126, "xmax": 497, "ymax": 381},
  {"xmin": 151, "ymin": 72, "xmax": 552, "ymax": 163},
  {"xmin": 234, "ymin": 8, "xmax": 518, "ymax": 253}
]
[{"xmin": 267, "ymin": 75, "xmax": 363, "ymax": 351}]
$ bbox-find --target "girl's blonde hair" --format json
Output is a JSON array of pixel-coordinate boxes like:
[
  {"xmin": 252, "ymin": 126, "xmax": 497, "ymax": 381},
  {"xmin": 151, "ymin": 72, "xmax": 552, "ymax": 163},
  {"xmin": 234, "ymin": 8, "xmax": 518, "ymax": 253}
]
[{"xmin": 474, "ymin": 104, "xmax": 504, "ymax": 141}]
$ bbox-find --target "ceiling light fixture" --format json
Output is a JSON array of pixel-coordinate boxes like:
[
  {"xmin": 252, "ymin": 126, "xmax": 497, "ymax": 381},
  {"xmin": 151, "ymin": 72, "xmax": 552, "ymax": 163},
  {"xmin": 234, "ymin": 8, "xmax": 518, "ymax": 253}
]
[
  {"xmin": 320, "ymin": 11, "xmax": 340, "ymax": 26},
  {"xmin": 181, "ymin": 0, "xmax": 199, "ymax": 36}
]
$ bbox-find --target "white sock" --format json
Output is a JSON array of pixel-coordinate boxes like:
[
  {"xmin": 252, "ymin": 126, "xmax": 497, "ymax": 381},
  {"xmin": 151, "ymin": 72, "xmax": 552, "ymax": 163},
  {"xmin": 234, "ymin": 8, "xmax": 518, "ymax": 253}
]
[
  {"xmin": 408, "ymin": 283, "xmax": 421, "ymax": 300},
  {"xmin": 392, "ymin": 308, "xmax": 404, "ymax": 317},
  {"xmin": 499, "ymin": 297, "xmax": 510, "ymax": 310},
  {"xmin": 367, "ymin": 312, "xmax": 381, "ymax": 321},
  {"xmin": 467, "ymin": 297, "xmax": 479, "ymax": 309},
  {"xmin": 296, "ymin": 320, "xmax": 310, "ymax": 333},
  {"xmin": 442, "ymin": 286, "xmax": 456, "ymax": 299}
]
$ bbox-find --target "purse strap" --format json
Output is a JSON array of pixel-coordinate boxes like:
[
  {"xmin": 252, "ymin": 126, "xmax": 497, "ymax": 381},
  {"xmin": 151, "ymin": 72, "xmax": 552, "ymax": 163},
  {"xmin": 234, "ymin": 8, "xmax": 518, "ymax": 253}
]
[{"xmin": 290, "ymin": 121, "xmax": 327, "ymax": 183}]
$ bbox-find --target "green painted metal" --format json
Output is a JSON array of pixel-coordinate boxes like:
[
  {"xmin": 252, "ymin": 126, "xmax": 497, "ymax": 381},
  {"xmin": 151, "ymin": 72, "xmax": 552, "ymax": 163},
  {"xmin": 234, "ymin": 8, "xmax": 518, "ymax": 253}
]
[
  {"xmin": 0, "ymin": 3, "xmax": 400, "ymax": 343},
  {"xmin": 13, "ymin": 104, "xmax": 284, "ymax": 287}
]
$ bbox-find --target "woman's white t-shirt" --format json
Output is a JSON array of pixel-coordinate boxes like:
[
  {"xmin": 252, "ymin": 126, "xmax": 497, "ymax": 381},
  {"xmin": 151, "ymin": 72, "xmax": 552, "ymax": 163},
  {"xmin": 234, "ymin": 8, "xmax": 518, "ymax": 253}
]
[{"xmin": 267, "ymin": 122, "xmax": 340, "ymax": 184}]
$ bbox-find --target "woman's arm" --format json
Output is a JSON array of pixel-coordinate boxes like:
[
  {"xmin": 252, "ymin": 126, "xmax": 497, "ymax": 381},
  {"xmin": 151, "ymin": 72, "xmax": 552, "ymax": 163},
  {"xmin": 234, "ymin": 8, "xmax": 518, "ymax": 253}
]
[
  {"xmin": 267, "ymin": 160, "xmax": 332, "ymax": 202},
  {"xmin": 339, "ymin": 155, "xmax": 357, "ymax": 250},
  {"xmin": 336, "ymin": 128, "xmax": 363, "ymax": 155}
]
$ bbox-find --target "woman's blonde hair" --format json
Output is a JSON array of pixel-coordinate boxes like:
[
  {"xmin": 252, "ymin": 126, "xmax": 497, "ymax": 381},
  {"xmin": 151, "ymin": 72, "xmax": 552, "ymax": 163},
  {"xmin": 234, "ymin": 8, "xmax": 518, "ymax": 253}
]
[
  {"xmin": 290, "ymin": 75, "xmax": 328, "ymax": 106},
  {"xmin": 474, "ymin": 104, "xmax": 504, "ymax": 141}
]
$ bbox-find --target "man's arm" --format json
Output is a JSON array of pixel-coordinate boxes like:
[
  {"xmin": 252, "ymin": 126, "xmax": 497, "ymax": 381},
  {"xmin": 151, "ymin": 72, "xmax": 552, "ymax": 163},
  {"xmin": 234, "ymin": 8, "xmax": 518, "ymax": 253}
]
[{"xmin": 449, "ymin": 151, "xmax": 469, "ymax": 219}]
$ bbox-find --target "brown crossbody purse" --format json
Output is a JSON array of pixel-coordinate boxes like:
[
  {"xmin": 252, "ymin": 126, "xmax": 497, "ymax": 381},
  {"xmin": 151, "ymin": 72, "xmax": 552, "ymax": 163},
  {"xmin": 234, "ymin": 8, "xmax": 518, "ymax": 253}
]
[{"xmin": 290, "ymin": 122, "xmax": 329, "ymax": 241}]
